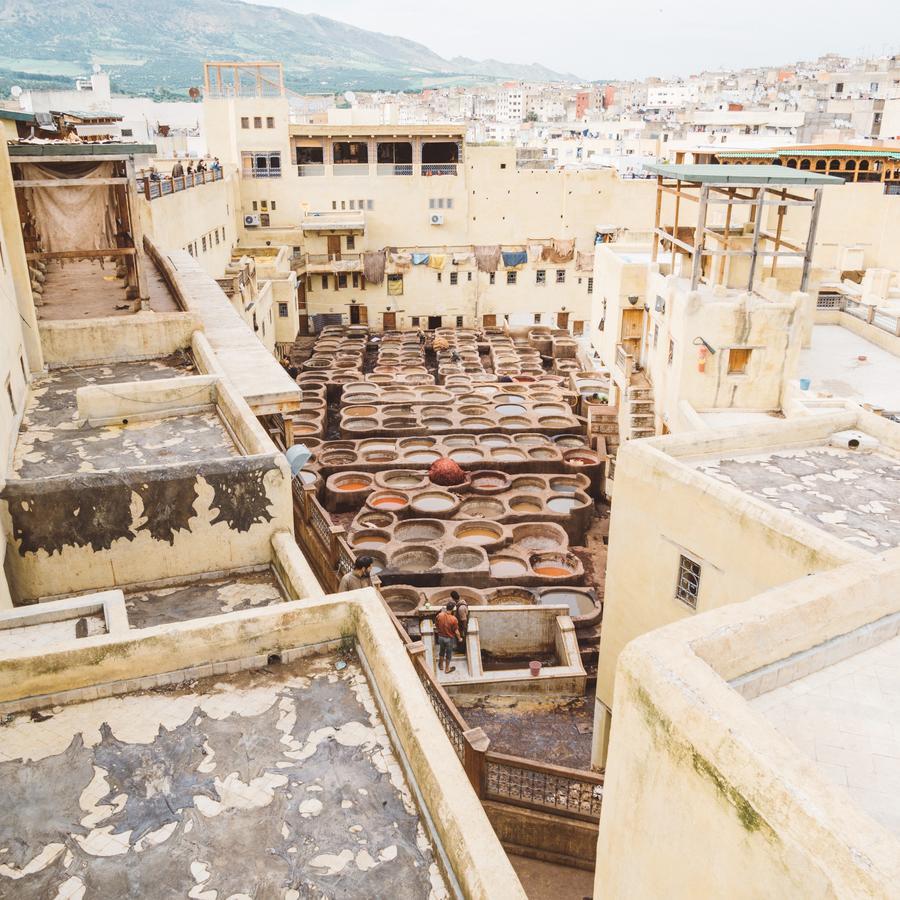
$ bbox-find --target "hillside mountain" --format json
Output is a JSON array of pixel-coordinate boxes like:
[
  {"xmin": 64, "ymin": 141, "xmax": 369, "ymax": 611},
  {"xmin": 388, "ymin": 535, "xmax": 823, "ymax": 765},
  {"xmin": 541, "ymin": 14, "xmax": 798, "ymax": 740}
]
[{"xmin": 0, "ymin": 0, "xmax": 579, "ymax": 97}]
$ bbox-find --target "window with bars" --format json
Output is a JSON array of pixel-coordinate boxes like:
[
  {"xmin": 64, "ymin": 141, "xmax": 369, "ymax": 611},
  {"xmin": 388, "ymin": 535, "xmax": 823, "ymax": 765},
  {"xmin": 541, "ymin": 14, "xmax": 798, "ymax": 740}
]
[
  {"xmin": 489, "ymin": 272, "xmax": 496, "ymax": 285},
  {"xmin": 253, "ymin": 117, "xmax": 262, "ymax": 128},
  {"xmin": 266, "ymin": 117, "xmax": 275, "ymax": 128},
  {"xmin": 346, "ymin": 235, "xmax": 355, "ymax": 250},
  {"xmin": 507, "ymin": 271, "xmax": 517, "ymax": 285},
  {"xmin": 536, "ymin": 269, "xmax": 546, "ymax": 285},
  {"xmin": 556, "ymin": 269, "xmax": 566, "ymax": 284},
  {"xmin": 278, "ymin": 302, "xmax": 289, "ymax": 317},
  {"xmin": 456, "ymin": 315, "xmax": 464, "ymax": 327},
  {"xmin": 241, "ymin": 117, "xmax": 249, "ymax": 129},
  {"xmin": 587, "ymin": 277, "xmax": 594, "ymax": 294},
  {"xmin": 675, "ymin": 555, "xmax": 701, "ymax": 608},
  {"xmin": 450, "ymin": 272, "xmax": 458, "ymax": 285}
]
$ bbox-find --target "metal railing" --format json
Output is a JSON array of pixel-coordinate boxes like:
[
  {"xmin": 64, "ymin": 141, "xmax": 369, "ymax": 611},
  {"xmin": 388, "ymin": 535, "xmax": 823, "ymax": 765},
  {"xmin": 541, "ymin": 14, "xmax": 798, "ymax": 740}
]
[
  {"xmin": 246, "ymin": 166, "xmax": 281, "ymax": 178},
  {"xmin": 138, "ymin": 167, "xmax": 223, "ymax": 200},
  {"xmin": 815, "ymin": 292, "xmax": 843, "ymax": 309},
  {"xmin": 421, "ymin": 163, "xmax": 458, "ymax": 176},
  {"xmin": 615, "ymin": 343, "xmax": 634, "ymax": 382},
  {"xmin": 378, "ymin": 163, "xmax": 414, "ymax": 176},
  {"xmin": 818, "ymin": 294, "xmax": 900, "ymax": 337}
]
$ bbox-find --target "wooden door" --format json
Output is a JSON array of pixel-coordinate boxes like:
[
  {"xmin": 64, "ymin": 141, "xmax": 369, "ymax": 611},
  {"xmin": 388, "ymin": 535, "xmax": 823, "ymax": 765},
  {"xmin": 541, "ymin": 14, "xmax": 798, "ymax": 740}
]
[
  {"xmin": 326, "ymin": 235, "xmax": 341, "ymax": 260},
  {"xmin": 358, "ymin": 305, "xmax": 368, "ymax": 325},
  {"xmin": 557, "ymin": 311, "xmax": 570, "ymax": 330},
  {"xmin": 482, "ymin": 314, "xmax": 497, "ymax": 328},
  {"xmin": 382, "ymin": 311, "xmax": 396, "ymax": 331},
  {"xmin": 350, "ymin": 304, "xmax": 361, "ymax": 325},
  {"xmin": 573, "ymin": 320, "xmax": 584, "ymax": 335},
  {"xmin": 621, "ymin": 308, "xmax": 644, "ymax": 340}
]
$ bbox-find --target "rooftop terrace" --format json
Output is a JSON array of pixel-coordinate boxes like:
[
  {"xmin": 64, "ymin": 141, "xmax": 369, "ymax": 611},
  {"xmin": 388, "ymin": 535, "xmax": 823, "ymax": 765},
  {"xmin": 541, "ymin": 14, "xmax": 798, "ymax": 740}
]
[{"xmin": 0, "ymin": 651, "xmax": 448, "ymax": 898}]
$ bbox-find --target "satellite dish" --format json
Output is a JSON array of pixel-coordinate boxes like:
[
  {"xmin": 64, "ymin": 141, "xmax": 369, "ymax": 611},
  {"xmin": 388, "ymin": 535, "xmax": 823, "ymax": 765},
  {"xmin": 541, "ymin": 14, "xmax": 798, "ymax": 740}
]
[
  {"xmin": 285, "ymin": 444, "xmax": 312, "ymax": 478},
  {"xmin": 10, "ymin": 85, "xmax": 22, "ymax": 98},
  {"xmin": 92, "ymin": 64, "xmax": 102, "ymax": 74},
  {"xmin": 344, "ymin": 91, "xmax": 356, "ymax": 104}
]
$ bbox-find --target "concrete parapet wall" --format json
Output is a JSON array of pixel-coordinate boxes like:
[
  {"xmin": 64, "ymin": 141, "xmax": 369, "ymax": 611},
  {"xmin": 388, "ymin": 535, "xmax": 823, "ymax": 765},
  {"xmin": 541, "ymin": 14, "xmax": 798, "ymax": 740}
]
[{"xmin": 38, "ymin": 311, "xmax": 201, "ymax": 366}]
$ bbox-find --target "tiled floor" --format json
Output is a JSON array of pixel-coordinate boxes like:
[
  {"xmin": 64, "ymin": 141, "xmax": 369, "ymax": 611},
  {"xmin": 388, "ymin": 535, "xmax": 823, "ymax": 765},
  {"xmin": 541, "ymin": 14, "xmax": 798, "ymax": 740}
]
[
  {"xmin": 0, "ymin": 653, "xmax": 447, "ymax": 899},
  {"xmin": 751, "ymin": 633, "xmax": 900, "ymax": 836}
]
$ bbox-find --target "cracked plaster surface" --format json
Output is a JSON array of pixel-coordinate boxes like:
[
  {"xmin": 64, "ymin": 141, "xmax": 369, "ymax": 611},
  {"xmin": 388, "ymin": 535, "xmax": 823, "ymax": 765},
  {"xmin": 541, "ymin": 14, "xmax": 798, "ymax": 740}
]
[{"xmin": 0, "ymin": 654, "xmax": 447, "ymax": 900}]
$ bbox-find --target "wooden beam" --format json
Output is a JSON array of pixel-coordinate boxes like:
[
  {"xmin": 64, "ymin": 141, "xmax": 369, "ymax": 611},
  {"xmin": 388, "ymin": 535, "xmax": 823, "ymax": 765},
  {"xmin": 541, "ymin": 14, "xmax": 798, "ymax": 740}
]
[
  {"xmin": 717, "ymin": 187, "xmax": 734, "ymax": 286},
  {"xmin": 13, "ymin": 177, "xmax": 129, "ymax": 188},
  {"xmin": 26, "ymin": 248, "xmax": 135, "ymax": 261},
  {"xmin": 690, "ymin": 184, "xmax": 709, "ymax": 289}
]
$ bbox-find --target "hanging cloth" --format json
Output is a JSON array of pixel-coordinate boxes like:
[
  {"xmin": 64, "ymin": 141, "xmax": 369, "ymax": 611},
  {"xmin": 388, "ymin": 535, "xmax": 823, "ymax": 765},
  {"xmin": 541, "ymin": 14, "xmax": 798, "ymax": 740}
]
[
  {"xmin": 502, "ymin": 250, "xmax": 528, "ymax": 268},
  {"xmin": 576, "ymin": 251, "xmax": 595, "ymax": 272},
  {"xmin": 475, "ymin": 245, "xmax": 501, "ymax": 273},
  {"xmin": 412, "ymin": 252, "xmax": 430, "ymax": 265},
  {"xmin": 542, "ymin": 238, "xmax": 575, "ymax": 263},
  {"xmin": 389, "ymin": 251, "xmax": 412, "ymax": 271},
  {"xmin": 363, "ymin": 250, "xmax": 386, "ymax": 284},
  {"xmin": 527, "ymin": 243, "xmax": 545, "ymax": 265},
  {"xmin": 427, "ymin": 254, "xmax": 446, "ymax": 270},
  {"xmin": 452, "ymin": 252, "xmax": 474, "ymax": 267}
]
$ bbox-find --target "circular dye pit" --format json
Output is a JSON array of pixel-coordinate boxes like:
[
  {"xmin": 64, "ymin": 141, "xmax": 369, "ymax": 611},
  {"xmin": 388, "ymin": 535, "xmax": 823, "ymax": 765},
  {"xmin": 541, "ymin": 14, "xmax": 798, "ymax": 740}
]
[
  {"xmin": 510, "ymin": 477, "xmax": 544, "ymax": 493},
  {"xmin": 488, "ymin": 588, "xmax": 538, "ymax": 605},
  {"xmin": 490, "ymin": 556, "xmax": 528, "ymax": 578},
  {"xmin": 492, "ymin": 448, "xmax": 528, "ymax": 461},
  {"xmin": 539, "ymin": 416, "xmax": 574, "ymax": 428},
  {"xmin": 547, "ymin": 495, "xmax": 581, "ymax": 513},
  {"xmin": 496, "ymin": 404, "xmax": 527, "ymax": 416},
  {"xmin": 511, "ymin": 523, "xmax": 565, "ymax": 551},
  {"xmin": 405, "ymin": 450, "xmax": 442, "ymax": 464},
  {"xmin": 461, "ymin": 418, "xmax": 495, "ymax": 428},
  {"xmin": 540, "ymin": 589, "xmax": 594, "ymax": 617},
  {"xmin": 530, "ymin": 552, "xmax": 577, "ymax": 578},
  {"xmin": 499, "ymin": 416, "xmax": 532, "ymax": 428},
  {"xmin": 510, "ymin": 496, "xmax": 543, "ymax": 514},
  {"xmin": 394, "ymin": 520, "xmax": 445, "ymax": 542},
  {"xmin": 334, "ymin": 475, "xmax": 373, "ymax": 492},
  {"xmin": 450, "ymin": 449, "xmax": 484, "ymax": 464},
  {"xmin": 380, "ymin": 471, "xmax": 428, "ymax": 490},
  {"xmin": 343, "ymin": 417, "xmax": 379, "ymax": 432},
  {"xmin": 320, "ymin": 451, "xmax": 357, "ymax": 466},
  {"xmin": 481, "ymin": 435, "xmax": 511, "ymax": 447},
  {"xmin": 399, "ymin": 437, "xmax": 436, "ymax": 449},
  {"xmin": 554, "ymin": 436, "xmax": 588, "ymax": 449},
  {"xmin": 514, "ymin": 434, "xmax": 550, "ymax": 446},
  {"xmin": 445, "ymin": 436, "xmax": 476, "ymax": 448},
  {"xmin": 356, "ymin": 512, "xmax": 395, "ymax": 529},
  {"xmin": 410, "ymin": 492, "xmax": 457, "ymax": 514},
  {"xmin": 549, "ymin": 479, "xmax": 579, "ymax": 494},
  {"xmin": 535, "ymin": 404, "xmax": 568, "ymax": 416},
  {"xmin": 362, "ymin": 450, "xmax": 398, "ymax": 463},
  {"xmin": 297, "ymin": 470, "xmax": 318, "ymax": 485},
  {"xmin": 391, "ymin": 546, "xmax": 439, "ymax": 573},
  {"xmin": 459, "ymin": 497, "xmax": 505, "ymax": 519},
  {"xmin": 367, "ymin": 492, "xmax": 409, "ymax": 512},
  {"xmin": 443, "ymin": 547, "xmax": 486, "ymax": 570},
  {"xmin": 343, "ymin": 405, "xmax": 378, "ymax": 417},
  {"xmin": 564, "ymin": 450, "xmax": 599, "ymax": 466},
  {"xmin": 529, "ymin": 447, "xmax": 559, "ymax": 460},
  {"xmin": 455, "ymin": 522, "xmax": 504, "ymax": 545},
  {"xmin": 382, "ymin": 588, "xmax": 420, "ymax": 614},
  {"xmin": 351, "ymin": 530, "xmax": 391, "ymax": 549}
]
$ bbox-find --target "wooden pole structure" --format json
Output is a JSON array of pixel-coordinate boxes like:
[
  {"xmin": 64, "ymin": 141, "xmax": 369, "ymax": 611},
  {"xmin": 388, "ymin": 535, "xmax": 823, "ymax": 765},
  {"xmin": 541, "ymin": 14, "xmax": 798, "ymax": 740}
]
[
  {"xmin": 690, "ymin": 184, "xmax": 709, "ymax": 290},
  {"xmin": 800, "ymin": 188, "xmax": 823, "ymax": 294},
  {"xmin": 769, "ymin": 188, "xmax": 787, "ymax": 277},
  {"xmin": 716, "ymin": 187, "xmax": 734, "ymax": 286},
  {"xmin": 746, "ymin": 187, "xmax": 767, "ymax": 292},
  {"xmin": 651, "ymin": 175, "xmax": 663, "ymax": 263}
]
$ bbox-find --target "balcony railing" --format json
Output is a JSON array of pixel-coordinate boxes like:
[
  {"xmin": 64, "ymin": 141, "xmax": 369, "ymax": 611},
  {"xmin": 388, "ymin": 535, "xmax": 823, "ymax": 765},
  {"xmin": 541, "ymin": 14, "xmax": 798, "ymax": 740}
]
[
  {"xmin": 332, "ymin": 163, "xmax": 370, "ymax": 176},
  {"xmin": 246, "ymin": 166, "xmax": 281, "ymax": 178},
  {"xmin": 138, "ymin": 167, "xmax": 223, "ymax": 200},
  {"xmin": 615, "ymin": 343, "xmax": 634, "ymax": 382},
  {"xmin": 421, "ymin": 163, "xmax": 458, "ymax": 176},
  {"xmin": 377, "ymin": 163, "xmax": 414, "ymax": 176},
  {"xmin": 818, "ymin": 295, "xmax": 900, "ymax": 337},
  {"xmin": 297, "ymin": 164, "xmax": 325, "ymax": 177}
]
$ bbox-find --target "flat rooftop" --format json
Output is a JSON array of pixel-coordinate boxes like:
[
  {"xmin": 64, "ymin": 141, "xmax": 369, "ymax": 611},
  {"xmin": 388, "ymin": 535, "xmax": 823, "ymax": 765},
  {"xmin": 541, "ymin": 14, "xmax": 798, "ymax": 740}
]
[
  {"xmin": 799, "ymin": 324, "xmax": 900, "ymax": 412},
  {"xmin": 751, "ymin": 630, "xmax": 900, "ymax": 836},
  {"xmin": 691, "ymin": 444, "xmax": 900, "ymax": 552},
  {"xmin": 36, "ymin": 259, "xmax": 179, "ymax": 320},
  {"xmin": 0, "ymin": 652, "xmax": 448, "ymax": 898},
  {"xmin": 11, "ymin": 355, "xmax": 240, "ymax": 479},
  {"xmin": 125, "ymin": 570, "xmax": 286, "ymax": 629}
]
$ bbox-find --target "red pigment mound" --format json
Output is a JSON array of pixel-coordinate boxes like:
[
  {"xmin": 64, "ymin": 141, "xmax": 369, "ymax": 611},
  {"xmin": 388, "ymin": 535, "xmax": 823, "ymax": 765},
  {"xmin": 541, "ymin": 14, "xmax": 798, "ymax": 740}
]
[{"xmin": 428, "ymin": 457, "xmax": 466, "ymax": 486}]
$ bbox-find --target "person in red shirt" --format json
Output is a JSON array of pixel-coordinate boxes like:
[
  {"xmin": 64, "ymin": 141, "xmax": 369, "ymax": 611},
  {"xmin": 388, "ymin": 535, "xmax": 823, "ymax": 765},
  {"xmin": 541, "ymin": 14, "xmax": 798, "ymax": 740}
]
[{"xmin": 434, "ymin": 601, "xmax": 461, "ymax": 674}]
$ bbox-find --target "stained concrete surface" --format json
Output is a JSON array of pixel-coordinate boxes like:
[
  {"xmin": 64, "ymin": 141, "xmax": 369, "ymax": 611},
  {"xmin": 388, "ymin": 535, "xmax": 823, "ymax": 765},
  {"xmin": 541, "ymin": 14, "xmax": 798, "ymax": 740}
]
[
  {"xmin": 0, "ymin": 653, "xmax": 448, "ymax": 899},
  {"xmin": 125, "ymin": 570, "xmax": 286, "ymax": 629},
  {"xmin": 0, "ymin": 613, "xmax": 106, "ymax": 656},
  {"xmin": 696, "ymin": 446, "xmax": 900, "ymax": 551},
  {"xmin": 509, "ymin": 854, "xmax": 594, "ymax": 900},
  {"xmin": 462, "ymin": 696, "xmax": 594, "ymax": 770}
]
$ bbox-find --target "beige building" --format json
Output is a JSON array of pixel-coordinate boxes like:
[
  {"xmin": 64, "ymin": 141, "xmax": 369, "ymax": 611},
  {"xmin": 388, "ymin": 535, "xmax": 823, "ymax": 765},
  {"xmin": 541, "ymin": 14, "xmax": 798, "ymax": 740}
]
[{"xmin": 592, "ymin": 408, "xmax": 900, "ymax": 767}]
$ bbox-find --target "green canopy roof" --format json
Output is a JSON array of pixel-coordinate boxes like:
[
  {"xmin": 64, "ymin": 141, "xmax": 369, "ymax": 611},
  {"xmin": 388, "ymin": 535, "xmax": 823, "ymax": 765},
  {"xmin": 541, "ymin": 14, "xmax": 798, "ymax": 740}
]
[{"xmin": 644, "ymin": 163, "xmax": 844, "ymax": 186}]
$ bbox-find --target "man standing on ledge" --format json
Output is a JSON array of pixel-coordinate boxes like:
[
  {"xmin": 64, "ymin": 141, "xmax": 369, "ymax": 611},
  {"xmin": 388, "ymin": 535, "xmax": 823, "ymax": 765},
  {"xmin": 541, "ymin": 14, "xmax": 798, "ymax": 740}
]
[
  {"xmin": 339, "ymin": 556, "xmax": 372, "ymax": 592},
  {"xmin": 435, "ymin": 601, "xmax": 462, "ymax": 675}
]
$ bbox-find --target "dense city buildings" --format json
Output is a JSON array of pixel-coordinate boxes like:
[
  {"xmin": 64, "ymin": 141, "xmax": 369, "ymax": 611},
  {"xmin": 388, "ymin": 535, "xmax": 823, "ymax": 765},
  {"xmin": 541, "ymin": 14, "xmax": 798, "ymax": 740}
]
[{"xmin": 0, "ymin": 43, "xmax": 899, "ymax": 900}]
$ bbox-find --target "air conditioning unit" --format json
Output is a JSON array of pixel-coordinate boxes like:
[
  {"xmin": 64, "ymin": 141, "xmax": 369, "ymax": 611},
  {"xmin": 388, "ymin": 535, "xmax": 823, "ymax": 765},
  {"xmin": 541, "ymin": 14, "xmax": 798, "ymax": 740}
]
[
  {"xmin": 244, "ymin": 214, "xmax": 261, "ymax": 227},
  {"xmin": 429, "ymin": 213, "xmax": 444, "ymax": 226}
]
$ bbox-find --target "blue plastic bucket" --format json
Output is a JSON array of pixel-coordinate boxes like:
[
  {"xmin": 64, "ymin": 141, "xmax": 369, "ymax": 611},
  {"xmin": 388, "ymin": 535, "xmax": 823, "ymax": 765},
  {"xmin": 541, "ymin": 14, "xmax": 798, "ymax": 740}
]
[{"xmin": 799, "ymin": 378, "xmax": 811, "ymax": 391}]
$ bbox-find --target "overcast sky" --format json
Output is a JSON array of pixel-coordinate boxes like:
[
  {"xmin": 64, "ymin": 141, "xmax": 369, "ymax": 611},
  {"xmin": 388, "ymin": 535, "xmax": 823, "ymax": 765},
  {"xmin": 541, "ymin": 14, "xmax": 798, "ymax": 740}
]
[{"xmin": 245, "ymin": 0, "xmax": 897, "ymax": 80}]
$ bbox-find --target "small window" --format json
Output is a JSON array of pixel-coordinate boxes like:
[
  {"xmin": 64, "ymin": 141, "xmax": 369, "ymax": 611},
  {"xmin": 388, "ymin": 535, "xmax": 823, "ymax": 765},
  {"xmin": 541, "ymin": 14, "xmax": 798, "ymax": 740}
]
[
  {"xmin": 201, "ymin": 236, "xmax": 207, "ymax": 252},
  {"xmin": 668, "ymin": 339, "xmax": 674, "ymax": 365},
  {"xmin": 253, "ymin": 117, "xmax": 262, "ymax": 128},
  {"xmin": 346, "ymin": 235, "xmax": 355, "ymax": 250},
  {"xmin": 456, "ymin": 315, "xmax": 464, "ymax": 327},
  {"xmin": 367, "ymin": 199, "xmax": 374, "ymax": 210},
  {"xmin": 358, "ymin": 199, "xmax": 364, "ymax": 209},
  {"xmin": 271, "ymin": 201, "xmax": 277, "ymax": 211},
  {"xmin": 437, "ymin": 272, "xmax": 442, "ymax": 283},
  {"xmin": 536, "ymin": 269, "xmax": 546, "ymax": 285},
  {"xmin": 387, "ymin": 273, "xmax": 404, "ymax": 295},
  {"xmin": 467, "ymin": 272, "xmax": 473, "ymax": 282},
  {"xmin": 411, "ymin": 316, "xmax": 420, "ymax": 327},
  {"xmin": 507, "ymin": 271, "xmax": 517, "ymax": 285},
  {"xmin": 278, "ymin": 302, "xmax": 289, "ymax": 317},
  {"xmin": 241, "ymin": 117, "xmax": 249, "ymax": 129},
  {"xmin": 447, "ymin": 198, "xmax": 454, "ymax": 210},
  {"xmin": 215, "ymin": 230, "xmax": 220, "ymax": 245},
  {"xmin": 489, "ymin": 272, "xmax": 496, "ymax": 285},
  {"xmin": 429, "ymin": 198, "xmax": 436, "ymax": 209},
  {"xmin": 556, "ymin": 269, "xmax": 566, "ymax": 284},
  {"xmin": 121, "ymin": 128, "xmax": 133, "ymax": 137},
  {"xmin": 438, "ymin": 198, "xmax": 445, "ymax": 209},
  {"xmin": 252, "ymin": 200, "xmax": 258, "ymax": 211},
  {"xmin": 187, "ymin": 244, "xmax": 194, "ymax": 256},
  {"xmin": 332, "ymin": 200, "xmax": 337, "ymax": 210},
  {"xmin": 653, "ymin": 324, "xmax": 659, "ymax": 348},
  {"xmin": 321, "ymin": 275, "xmax": 329, "ymax": 290},
  {"xmin": 266, "ymin": 116, "xmax": 275, "ymax": 128},
  {"xmin": 260, "ymin": 213, "xmax": 270, "ymax": 227},
  {"xmin": 352, "ymin": 272, "xmax": 359, "ymax": 288},
  {"xmin": 533, "ymin": 313, "xmax": 542, "ymax": 324},
  {"xmin": 450, "ymin": 271, "xmax": 458, "ymax": 285},
  {"xmin": 349, "ymin": 200, "xmax": 356, "ymax": 210},
  {"xmin": 261, "ymin": 200, "xmax": 268, "ymax": 211},
  {"xmin": 728, "ymin": 348, "xmax": 752, "ymax": 375},
  {"xmin": 5, "ymin": 377, "xmax": 15, "ymax": 414},
  {"xmin": 675, "ymin": 554, "xmax": 701, "ymax": 608},
  {"xmin": 587, "ymin": 277, "xmax": 594, "ymax": 294},
  {"xmin": 338, "ymin": 273, "xmax": 348, "ymax": 289}
]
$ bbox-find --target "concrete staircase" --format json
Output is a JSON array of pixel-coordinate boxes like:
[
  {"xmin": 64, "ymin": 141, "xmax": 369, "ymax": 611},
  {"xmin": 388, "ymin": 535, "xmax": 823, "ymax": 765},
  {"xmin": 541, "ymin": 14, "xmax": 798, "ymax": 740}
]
[{"xmin": 626, "ymin": 383, "xmax": 656, "ymax": 441}]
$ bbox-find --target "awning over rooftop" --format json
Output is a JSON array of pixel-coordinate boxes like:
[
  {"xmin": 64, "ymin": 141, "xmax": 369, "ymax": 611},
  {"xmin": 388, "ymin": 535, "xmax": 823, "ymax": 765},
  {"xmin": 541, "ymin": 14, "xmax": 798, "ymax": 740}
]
[{"xmin": 645, "ymin": 163, "xmax": 844, "ymax": 186}]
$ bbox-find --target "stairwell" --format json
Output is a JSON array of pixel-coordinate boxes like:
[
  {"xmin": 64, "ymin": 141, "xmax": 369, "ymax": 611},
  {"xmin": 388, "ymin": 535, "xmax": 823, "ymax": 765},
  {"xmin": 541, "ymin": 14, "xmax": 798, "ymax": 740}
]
[{"xmin": 627, "ymin": 379, "xmax": 656, "ymax": 440}]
